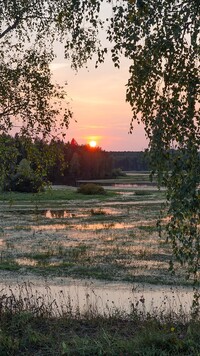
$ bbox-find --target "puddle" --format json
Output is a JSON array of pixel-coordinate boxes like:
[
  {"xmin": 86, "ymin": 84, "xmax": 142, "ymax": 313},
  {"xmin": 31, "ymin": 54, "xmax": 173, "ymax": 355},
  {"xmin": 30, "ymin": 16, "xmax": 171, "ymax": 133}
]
[
  {"xmin": 0, "ymin": 196, "xmax": 182, "ymax": 289},
  {"xmin": 73, "ymin": 219, "xmax": 160, "ymax": 231},
  {"xmin": 44, "ymin": 210, "xmax": 74, "ymax": 219},
  {"xmin": 7, "ymin": 218, "xmax": 160, "ymax": 232},
  {"xmin": 15, "ymin": 258, "xmax": 37, "ymax": 266},
  {"xmin": 24, "ymin": 222, "xmax": 133, "ymax": 232},
  {"xmin": 44, "ymin": 209, "xmax": 120, "ymax": 219},
  {"xmin": 90, "ymin": 208, "xmax": 121, "ymax": 215},
  {"xmin": 74, "ymin": 222, "xmax": 136, "ymax": 230},
  {"xmin": 118, "ymin": 192, "xmax": 135, "ymax": 196},
  {"xmin": 114, "ymin": 184, "xmax": 156, "ymax": 188},
  {"xmin": 99, "ymin": 200, "xmax": 165, "ymax": 206},
  {"xmin": 0, "ymin": 277, "xmax": 197, "ymax": 317},
  {"xmin": 29, "ymin": 224, "xmax": 69, "ymax": 231}
]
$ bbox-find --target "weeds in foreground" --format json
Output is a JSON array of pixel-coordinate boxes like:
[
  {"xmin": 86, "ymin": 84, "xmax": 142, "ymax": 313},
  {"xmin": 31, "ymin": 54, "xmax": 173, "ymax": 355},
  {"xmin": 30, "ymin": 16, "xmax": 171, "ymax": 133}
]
[{"xmin": 0, "ymin": 283, "xmax": 200, "ymax": 355}]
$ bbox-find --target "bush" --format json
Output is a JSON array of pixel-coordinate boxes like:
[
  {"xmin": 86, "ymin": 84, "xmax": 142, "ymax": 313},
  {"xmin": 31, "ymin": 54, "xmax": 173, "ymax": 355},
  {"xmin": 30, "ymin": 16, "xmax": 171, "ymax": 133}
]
[
  {"xmin": 111, "ymin": 168, "xmax": 126, "ymax": 178},
  {"xmin": 4, "ymin": 159, "xmax": 44, "ymax": 193},
  {"xmin": 77, "ymin": 183, "xmax": 106, "ymax": 195},
  {"xmin": 7, "ymin": 173, "xmax": 44, "ymax": 193}
]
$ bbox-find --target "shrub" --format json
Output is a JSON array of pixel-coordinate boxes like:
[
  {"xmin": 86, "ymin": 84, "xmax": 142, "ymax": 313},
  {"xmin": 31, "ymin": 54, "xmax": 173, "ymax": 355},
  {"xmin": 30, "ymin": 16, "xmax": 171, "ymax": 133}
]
[
  {"xmin": 111, "ymin": 168, "xmax": 126, "ymax": 178},
  {"xmin": 7, "ymin": 173, "xmax": 44, "ymax": 193},
  {"xmin": 5, "ymin": 159, "xmax": 44, "ymax": 193},
  {"xmin": 77, "ymin": 183, "xmax": 106, "ymax": 195}
]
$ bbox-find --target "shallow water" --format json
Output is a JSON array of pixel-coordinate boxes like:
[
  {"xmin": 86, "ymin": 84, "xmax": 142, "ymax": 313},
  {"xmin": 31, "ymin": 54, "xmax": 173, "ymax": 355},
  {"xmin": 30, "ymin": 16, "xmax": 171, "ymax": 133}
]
[
  {"xmin": 44, "ymin": 208, "xmax": 121, "ymax": 219},
  {"xmin": 98, "ymin": 200, "xmax": 165, "ymax": 206},
  {"xmin": 0, "ymin": 276, "xmax": 197, "ymax": 316},
  {"xmin": 73, "ymin": 219, "xmax": 159, "ymax": 231},
  {"xmin": 45, "ymin": 210, "xmax": 73, "ymax": 218},
  {"xmin": 114, "ymin": 184, "xmax": 154, "ymax": 188},
  {"xmin": 74, "ymin": 222, "xmax": 135, "ymax": 230},
  {"xmin": 30, "ymin": 224, "xmax": 69, "ymax": 231},
  {"xmin": 0, "ymin": 188, "xmax": 186, "ymax": 289}
]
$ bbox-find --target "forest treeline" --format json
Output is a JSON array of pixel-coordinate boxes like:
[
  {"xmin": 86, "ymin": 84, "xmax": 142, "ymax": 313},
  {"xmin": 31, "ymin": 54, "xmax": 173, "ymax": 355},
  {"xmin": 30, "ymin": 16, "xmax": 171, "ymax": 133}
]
[
  {"xmin": 0, "ymin": 134, "xmax": 149, "ymax": 192},
  {"xmin": 110, "ymin": 151, "xmax": 149, "ymax": 172}
]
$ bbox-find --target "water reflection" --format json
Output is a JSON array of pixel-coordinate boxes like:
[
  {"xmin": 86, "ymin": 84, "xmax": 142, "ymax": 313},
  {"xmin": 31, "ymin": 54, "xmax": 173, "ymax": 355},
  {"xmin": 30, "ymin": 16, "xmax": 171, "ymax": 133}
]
[
  {"xmin": 45, "ymin": 210, "xmax": 73, "ymax": 219},
  {"xmin": 43, "ymin": 210, "xmax": 89, "ymax": 219},
  {"xmin": 44, "ymin": 208, "xmax": 122, "ymax": 219},
  {"xmin": 0, "ymin": 277, "xmax": 197, "ymax": 317},
  {"xmin": 15, "ymin": 258, "xmax": 37, "ymax": 266},
  {"xmin": 27, "ymin": 219, "xmax": 159, "ymax": 232},
  {"xmin": 99, "ymin": 200, "xmax": 164, "ymax": 206},
  {"xmin": 114, "ymin": 184, "xmax": 156, "ymax": 188},
  {"xmin": 74, "ymin": 219, "xmax": 158, "ymax": 231},
  {"xmin": 30, "ymin": 224, "xmax": 68, "ymax": 231},
  {"xmin": 75, "ymin": 222, "xmax": 135, "ymax": 230}
]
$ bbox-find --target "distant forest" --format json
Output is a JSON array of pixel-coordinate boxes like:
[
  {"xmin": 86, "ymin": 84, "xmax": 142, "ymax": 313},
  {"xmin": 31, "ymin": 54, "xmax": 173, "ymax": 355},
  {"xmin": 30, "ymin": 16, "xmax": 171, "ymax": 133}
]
[
  {"xmin": 110, "ymin": 151, "xmax": 149, "ymax": 172},
  {"xmin": 0, "ymin": 134, "xmax": 149, "ymax": 192}
]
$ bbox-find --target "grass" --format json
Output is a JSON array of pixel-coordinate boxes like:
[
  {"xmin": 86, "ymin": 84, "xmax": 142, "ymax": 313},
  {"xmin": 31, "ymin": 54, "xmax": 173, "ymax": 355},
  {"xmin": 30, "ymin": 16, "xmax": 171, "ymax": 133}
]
[
  {"xmin": 0, "ymin": 260, "xmax": 20, "ymax": 271},
  {"xmin": 0, "ymin": 196, "xmax": 192, "ymax": 286},
  {"xmin": 134, "ymin": 190, "xmax": 155, "ymax": 196},
  {"xmin": 3, "ymin": 316, "xmax": 199, "ymax": 355},
  {"xmin": 0, "ymin": 187, "xmax": 117, "ymax": 202},
  {"xmin": 77, "ymin": 174, "xmax": 158, "ymax": 185},
  {"xmin": 0, "ymin": 175, "xmax": 199, "ymax": 354},
  {"xmin": 137, "ymin": 225, "xmax": 159, "ymax": 232},
  {"xmin": 0, "ymin": 283, "xmax": 200, "ymax": 355}
]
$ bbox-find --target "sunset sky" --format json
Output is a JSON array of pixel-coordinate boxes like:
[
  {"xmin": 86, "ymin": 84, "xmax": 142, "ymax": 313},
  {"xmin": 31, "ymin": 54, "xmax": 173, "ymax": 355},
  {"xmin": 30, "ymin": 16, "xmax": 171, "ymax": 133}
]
[{"xmin": 51, "ymin": 55, "xmax": 149, "ymax": 152}]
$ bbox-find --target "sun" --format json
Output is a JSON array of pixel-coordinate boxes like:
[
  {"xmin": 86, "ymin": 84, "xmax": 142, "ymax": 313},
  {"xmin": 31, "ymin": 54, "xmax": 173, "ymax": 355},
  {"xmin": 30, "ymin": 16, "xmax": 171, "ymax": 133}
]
[{"xmin": 89, "ymin": 140, "xmax": 97, "ymax": 148}]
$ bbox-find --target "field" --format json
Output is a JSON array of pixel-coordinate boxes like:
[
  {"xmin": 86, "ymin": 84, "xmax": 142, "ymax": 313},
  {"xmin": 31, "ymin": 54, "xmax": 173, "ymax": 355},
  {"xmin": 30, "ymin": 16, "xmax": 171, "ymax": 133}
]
[
  {"xmin": 1, "ymin": 174, "xmax": 200, "ymax": 355},
  {"xmin": 0, "ymin": 176, "xmax": 195, "ymax": 290}
]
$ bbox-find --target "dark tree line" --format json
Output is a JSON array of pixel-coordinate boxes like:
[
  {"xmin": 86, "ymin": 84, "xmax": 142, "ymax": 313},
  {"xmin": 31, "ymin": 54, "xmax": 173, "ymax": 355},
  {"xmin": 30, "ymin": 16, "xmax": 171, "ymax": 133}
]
[
  {"xmin": 0, "ymin": 134, "xmax": 153, "ymax": 192},
  {"xmin": 110, "ymin": 151, "xmax": 149, "ymax": 172},
  {"xmin": 47, "ymin": 139, "xmax": 113, "ymax": 185},
  {"xmin": 0, "ymin": 134, "xmax": 114, "ymax": 191}
]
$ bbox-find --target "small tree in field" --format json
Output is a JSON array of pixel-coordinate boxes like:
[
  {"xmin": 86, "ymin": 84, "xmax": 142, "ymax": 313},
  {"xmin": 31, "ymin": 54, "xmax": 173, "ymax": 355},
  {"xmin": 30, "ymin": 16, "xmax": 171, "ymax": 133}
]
[{"xmin": 6, "ymin": 158, "xmax": 43, "ymax": 193}]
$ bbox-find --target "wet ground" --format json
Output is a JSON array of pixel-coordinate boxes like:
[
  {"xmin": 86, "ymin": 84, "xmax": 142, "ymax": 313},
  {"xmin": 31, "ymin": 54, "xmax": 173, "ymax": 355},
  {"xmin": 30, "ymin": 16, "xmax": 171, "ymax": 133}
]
[
  {"xmin": 0, "ymin": 183, "xmax": 197, "ymax": 314},
  {"xmin": 0, "ymin": 273, "xmax": 195, "ymax": 316}
]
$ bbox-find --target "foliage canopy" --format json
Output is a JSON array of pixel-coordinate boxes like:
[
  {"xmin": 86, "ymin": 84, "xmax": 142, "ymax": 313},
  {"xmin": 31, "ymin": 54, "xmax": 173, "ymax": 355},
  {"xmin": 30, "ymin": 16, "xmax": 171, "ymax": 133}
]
[{"xmin": 0, "ymin": 0, "xmax": 200, "ymax": 277}]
